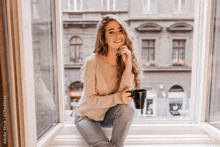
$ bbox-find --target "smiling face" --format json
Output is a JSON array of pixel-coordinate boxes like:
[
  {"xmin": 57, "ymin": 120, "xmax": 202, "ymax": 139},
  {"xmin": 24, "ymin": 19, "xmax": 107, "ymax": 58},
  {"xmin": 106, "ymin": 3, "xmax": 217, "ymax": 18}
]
[{"xmin": 105, "ymin": 21, "xmax": 125, "ymax": 52}]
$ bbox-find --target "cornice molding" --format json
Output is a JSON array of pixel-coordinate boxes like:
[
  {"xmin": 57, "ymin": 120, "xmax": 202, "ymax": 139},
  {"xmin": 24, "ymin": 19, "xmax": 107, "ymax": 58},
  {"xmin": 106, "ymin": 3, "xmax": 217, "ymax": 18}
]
[
  {"xmin": 136, "ymin": 23, "xmax": 163, "ymax": 32},
  {"xmin": 167, "ymin": 22, "xmax": 193, "ymax": 32}
]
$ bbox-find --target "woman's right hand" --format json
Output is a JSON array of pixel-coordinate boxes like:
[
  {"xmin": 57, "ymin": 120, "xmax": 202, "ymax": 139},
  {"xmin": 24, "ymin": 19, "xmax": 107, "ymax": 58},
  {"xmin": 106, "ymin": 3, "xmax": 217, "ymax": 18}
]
[{"xmin": 121, "ymin": 88, "xmax": 133, "ymax": 104}]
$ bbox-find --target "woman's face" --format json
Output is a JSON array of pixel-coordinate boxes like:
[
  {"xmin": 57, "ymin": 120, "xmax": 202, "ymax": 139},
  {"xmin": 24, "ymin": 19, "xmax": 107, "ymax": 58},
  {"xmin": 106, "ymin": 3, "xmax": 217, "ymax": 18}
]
[{"xmin": 105, "ymin": 20, "xmax": 125, "ymax": 52}]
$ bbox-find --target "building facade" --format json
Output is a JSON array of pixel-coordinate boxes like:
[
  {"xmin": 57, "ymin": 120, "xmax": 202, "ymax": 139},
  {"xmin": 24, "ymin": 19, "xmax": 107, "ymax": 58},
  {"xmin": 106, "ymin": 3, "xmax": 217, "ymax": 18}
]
[{"xmin": 62, "ymin": 0, "xmax": 195, "ymax": 119}]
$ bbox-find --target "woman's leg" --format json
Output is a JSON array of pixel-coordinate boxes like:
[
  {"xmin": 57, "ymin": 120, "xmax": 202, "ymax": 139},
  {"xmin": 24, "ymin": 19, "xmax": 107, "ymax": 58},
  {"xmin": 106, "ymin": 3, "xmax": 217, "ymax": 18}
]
[
  {"xmin": 74, "ymin": 116, "xmax": 113, "ymax": 147},
  {"xmin": 101, "ymin": 103, "xmax": 135, "ymax": 147}
]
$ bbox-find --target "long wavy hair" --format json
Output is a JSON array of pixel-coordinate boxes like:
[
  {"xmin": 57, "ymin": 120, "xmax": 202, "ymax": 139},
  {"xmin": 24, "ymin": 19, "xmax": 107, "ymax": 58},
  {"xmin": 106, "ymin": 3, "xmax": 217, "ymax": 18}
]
[{"xmin": 93, "ymin": 14, "xmax": 142, "ymax": 89}]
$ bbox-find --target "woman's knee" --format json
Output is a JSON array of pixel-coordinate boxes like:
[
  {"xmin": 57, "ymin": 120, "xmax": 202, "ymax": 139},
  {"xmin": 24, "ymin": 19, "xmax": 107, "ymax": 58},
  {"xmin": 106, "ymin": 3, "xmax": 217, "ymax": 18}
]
[{"xmin": 119, "ymin": 104, "xmax": 135, "ymax": 120}]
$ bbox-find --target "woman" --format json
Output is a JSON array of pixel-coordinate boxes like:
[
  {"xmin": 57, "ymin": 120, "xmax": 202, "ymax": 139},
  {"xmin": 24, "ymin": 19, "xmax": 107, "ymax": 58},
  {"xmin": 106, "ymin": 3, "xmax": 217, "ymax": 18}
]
[{"xmin": 74, "ymin": 14, "xmax": 142, "ymax": 147}]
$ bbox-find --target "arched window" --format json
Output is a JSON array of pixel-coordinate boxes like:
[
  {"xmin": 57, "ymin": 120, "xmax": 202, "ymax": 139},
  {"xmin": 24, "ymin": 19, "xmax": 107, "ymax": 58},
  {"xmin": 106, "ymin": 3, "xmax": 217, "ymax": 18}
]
[
  {"xmin": 69, "ymin": 81, "xmax": 83, "ymax": 91},
  {"xmin": 169, "ymin": 85, "xmax": 184, "ymax": 92},
  {"xmin": 69, "ymin": 81, "xmax": 83, "ymax": 102},
  {"xmin": 70, "ymin": 36, "xmax": 83, "ymax": 63}
]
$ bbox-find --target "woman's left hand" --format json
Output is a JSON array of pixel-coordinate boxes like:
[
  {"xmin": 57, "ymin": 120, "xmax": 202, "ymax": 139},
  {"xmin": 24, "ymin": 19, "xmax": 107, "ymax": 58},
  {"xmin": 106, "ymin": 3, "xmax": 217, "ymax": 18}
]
[{"xmin": 118, "ymin": 45, "xmax": 132, "ymax": 71}]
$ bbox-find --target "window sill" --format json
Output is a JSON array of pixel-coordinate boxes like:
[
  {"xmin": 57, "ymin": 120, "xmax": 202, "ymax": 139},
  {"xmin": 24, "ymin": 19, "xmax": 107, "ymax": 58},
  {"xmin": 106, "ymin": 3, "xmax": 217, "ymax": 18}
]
[
  {"xmin": 37, "ymin": 123, "xmax": 64, "ymax": 147},
  {"xmin": 62, "ymin": 10, "xmax": 128, "ymax": 14},
  {"xmin": 46, "ymin": 123, "xmax": 220, "ymax": 146}
]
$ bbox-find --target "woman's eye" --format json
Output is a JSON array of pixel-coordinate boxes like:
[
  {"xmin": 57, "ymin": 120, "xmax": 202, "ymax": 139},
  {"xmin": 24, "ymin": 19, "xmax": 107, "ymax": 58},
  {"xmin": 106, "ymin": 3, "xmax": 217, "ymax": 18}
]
[{"xmin": 109, "ymin": 31, "xmax": 114, "ymax": 34}]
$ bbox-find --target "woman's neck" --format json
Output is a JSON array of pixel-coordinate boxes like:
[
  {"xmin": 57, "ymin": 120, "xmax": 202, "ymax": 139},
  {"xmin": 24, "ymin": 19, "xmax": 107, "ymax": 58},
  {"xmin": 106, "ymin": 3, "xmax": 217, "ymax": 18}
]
[{"xmin": 105, "ymin": 48, "xmax": 117, "ymax": 67}]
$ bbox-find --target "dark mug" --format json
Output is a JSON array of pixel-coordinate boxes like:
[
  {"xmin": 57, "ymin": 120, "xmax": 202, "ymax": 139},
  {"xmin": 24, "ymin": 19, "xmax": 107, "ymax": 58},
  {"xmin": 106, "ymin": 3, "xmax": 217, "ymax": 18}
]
[{"xmin": 127, "ymin": 89, "xmax": 146, "ymax": 109}]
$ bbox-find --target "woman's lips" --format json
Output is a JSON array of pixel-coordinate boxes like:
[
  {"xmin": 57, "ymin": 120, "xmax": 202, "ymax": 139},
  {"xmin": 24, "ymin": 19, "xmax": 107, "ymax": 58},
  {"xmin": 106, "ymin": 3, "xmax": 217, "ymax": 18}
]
[{"xmin": 114, "ymin": 40, "xmax": 123, "ymax": 43}]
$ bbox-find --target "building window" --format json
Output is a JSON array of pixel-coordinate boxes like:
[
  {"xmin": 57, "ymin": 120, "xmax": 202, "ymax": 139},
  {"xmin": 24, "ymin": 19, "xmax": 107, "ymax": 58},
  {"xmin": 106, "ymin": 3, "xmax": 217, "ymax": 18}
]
[
  {"xmin": 70, "ymin": 36, "xmax": 83, "ymax": 63},
  {"xmin": 102, "ymin": 0, "xmax": 115, "ymax": 11},
  {"xmin": 31, "ymin": 0, "xmax": 40, "ymax": 19},
  {"xmin": 33, "ymin": 40, "xmax": 41, "ymax": 64},
  {"xmin": 174, "ymin": 0, "xmax": 185, "ymax": 14},
  {"xmin": 142, "ymin": 40, "xmax": 155, "ymax": 66},
  {"xmin": 69, "ymin": 81, "xmax": 83, "ymax": 109},
  {"xmin": 143, "ymin": 0, "xmax": 154, "ymax": 14},
  {"xmin": 169, "ymin": 85, "xmax": 184, "ymax": 92},
  {"xmin": 172, "ymin": 40, "xmax": 185, "ymax": 65},
  {"xmin": 169, "ymin": 85, "xmax": 185, "ymax": 116},
  {"xmin": 69, "ymin": 0, "xmax": 82, "ymax": 11}
]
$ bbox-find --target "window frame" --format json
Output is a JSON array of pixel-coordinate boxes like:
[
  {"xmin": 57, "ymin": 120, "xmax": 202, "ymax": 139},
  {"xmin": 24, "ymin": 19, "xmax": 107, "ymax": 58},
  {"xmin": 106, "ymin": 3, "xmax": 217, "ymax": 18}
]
[
  {"xmin": 101, "ymin": 0, "xmax": 116, "ymax": 11},
  {"xmin": 8, "ymin": 0, "xmax": 220, "ymax": 146},
  {"xmin": 69, "ymin": 36, "xmax": 83, "ymax": 64},
  {"xmin": 192, "ymin": 0, "xmax": 220, "ymax": 140},
  {"xmin": 174, "ymin": 0, "xmax": 186, "ymax": 14},
  {"xmin": 141, "ymin": 39, "xmax": 156, "ymax": 66},
  {"xmin": 143, "ymin": 0, "xmax": 155, "ymax": 14},
  {"xmin": 68, "ymin": 0, "xmax": 82, "ymax": 11},
  {"xmin": 172, "ymin": 39, "xmax": 186, "ymax": 66},
  {"xmin": 7, "ymin": 0, "xmax": 65, "ymax": 146}
]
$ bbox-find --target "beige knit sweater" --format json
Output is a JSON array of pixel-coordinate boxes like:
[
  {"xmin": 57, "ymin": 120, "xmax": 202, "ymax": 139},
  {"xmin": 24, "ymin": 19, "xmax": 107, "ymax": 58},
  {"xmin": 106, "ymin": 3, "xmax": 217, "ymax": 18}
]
[{"xmin": 76, "ymin": 53, "xmax": 134, "ymax": 121}]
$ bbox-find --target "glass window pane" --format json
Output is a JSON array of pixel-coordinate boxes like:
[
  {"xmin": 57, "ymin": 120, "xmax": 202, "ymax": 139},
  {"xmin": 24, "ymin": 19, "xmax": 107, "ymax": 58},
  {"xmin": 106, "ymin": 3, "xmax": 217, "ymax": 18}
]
[
  {"xmin": 103, "ymin": 0, "xmax": 107, "ymax": 10},
  {"xmin": 179, "ymin": 40, "xmax": 185, "ymax": 47},
  {"xmin": 150, "ymin": 0, "xmax": 154, "ymax": 13},
  {"xmin": 179, "ymin": 49, "xmax": 185, "ymax": 60},
  {"xmin": 33, "ymin": 5, "xmax": 40, "ymax": 19},
  {"xmin": 142, "ymin": 40, "xmax": 148, "ymax": 48},
  {"xmin": 77, "ymin": 0, "xmax": 81, "ymax": 10},
  {"xmin": 110, "ymin": 0, "xmax": 114, "ymax": 11},
  {"xmin": 173, "ymin": 40, "xmax": 178, "ymax": 47},
  {"xmin": 174, "ymin": 0, "xmax": 179, "ymax": 13},
  {"xmin": 208, "ymin": 0, "xmax": 220, "ymax": 129},
  {"xmin": 149, "ymin": 49, "xmax": 154, "ymax": 60},
  {"xmin": 143, "ymin": 0, "xmax": 149, "ymax": 14},
  {"xmin": 142, "ymin": 49, "xmax": 149, "ymax": 61},
  {"xmin": 31, "ymin": 0, "xmax": 58, "ymax": 139},
  {"xmin": 181, "ymin": 0, "xmax": 185, "ymax": 12},
  {"xmin": 62, "ymin": 0, "xmax": 194, "ymax": 123},
  {"xmin": 70, "ymin": 45, "xmax": 76, "ymax": 63},
  {"xmin": 70, "ymin": 0, "xmax": 74, "ymax": 10},
  {"xmin": 173, "ymin": 49, "xmax": 178, "ymax": 61},
  {"xmin": 149, "ymin": 40, "xmax": 154, "ymax": 47}
]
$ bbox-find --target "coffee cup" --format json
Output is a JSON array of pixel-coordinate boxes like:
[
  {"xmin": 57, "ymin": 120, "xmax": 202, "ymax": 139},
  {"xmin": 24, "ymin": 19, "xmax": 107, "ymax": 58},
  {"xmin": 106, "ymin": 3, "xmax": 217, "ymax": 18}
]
[{"xmin": 127, "ymin": 89, "xmax": 146, "ymax": 109}]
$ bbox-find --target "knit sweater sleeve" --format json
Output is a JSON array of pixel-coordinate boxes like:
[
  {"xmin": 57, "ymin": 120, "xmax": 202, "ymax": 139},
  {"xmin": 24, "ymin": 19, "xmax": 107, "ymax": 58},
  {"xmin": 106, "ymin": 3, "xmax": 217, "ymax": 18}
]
[
  {"xmin": 84, "ymin": 55, "xmax": 124, "ymax": 108},
  {"xmin": 118, "ymin": 71, "xmax": 134, "ymax": 92}
]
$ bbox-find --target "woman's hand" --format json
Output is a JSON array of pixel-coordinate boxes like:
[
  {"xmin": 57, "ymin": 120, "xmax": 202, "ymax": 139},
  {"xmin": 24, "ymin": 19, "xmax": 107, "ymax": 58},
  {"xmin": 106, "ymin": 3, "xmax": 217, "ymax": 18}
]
[
  {"xmin": 118, "ymin": 45, "xmax": 132, "ymax": 72},
  {"xmin": 121, "ymin": 88, "xmax": 133, "ymax": 104}
]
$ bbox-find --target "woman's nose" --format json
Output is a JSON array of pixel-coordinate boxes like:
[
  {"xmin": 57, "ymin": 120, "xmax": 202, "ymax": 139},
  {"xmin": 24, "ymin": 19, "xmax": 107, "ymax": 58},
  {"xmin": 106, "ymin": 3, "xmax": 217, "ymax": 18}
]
[{"xmin": 115, "ymin": 32, "xmax": 122, "ymax": 37}]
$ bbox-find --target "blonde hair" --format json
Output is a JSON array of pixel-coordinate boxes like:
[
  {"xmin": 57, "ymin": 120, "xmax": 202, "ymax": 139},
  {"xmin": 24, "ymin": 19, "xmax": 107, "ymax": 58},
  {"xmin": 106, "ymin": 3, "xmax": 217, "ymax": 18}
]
[{"xmin": 93, "ymin": 14, "xmax": 142, "ymax": 89}]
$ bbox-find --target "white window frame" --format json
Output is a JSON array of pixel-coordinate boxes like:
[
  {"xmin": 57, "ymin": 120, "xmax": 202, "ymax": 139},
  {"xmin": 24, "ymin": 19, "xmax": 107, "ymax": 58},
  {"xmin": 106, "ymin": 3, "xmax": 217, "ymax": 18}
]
[
  {"xmin": 69, "ymin": 36, "xmax": 83, "ymax": 63},
  {"xmin": 141, "ymin": 39, "xmax": 156, "ymax": 66},
  {"xmin": 172, "ymin": 39, "xmax": 186, "ymax": 65},
  {"xmin": 140, "ymin": 37, "xmax": 158, "ymax": 68},
  {"xmin": 101, "ymin": 0, "xmax": 116, "ymax": 11},
  {"xmin": 192, "ymin": 0, "xmax": 220, "ymax": 140},
  {"xmin": 174, "ymin": 0, "xmax": 186, "ymax": 14},
  {"xmin": 9, "ymin": 0, "xmax": 220, "ymax": 146},
  {"xmin": 68, "ymin": 0, "xmax": 82, "ymax": 11},
  {"xmin": 11, "ymin": 0, "xmax": 65, "ymax": 146}
]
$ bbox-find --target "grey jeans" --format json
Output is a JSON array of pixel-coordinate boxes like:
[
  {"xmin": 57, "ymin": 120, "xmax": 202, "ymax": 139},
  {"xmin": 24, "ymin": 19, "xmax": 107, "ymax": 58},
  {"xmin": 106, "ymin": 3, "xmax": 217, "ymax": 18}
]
[{"xmin": 74, "ymin": 103, "xmax": 135, "ymax": 147}]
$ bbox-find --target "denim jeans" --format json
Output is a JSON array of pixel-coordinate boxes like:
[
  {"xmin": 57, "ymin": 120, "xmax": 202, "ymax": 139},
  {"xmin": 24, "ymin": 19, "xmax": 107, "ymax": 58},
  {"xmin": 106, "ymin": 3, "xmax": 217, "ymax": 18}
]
[{"xmin": 74, "ymin": 103, "xmax": 135, "ymax": 147}]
